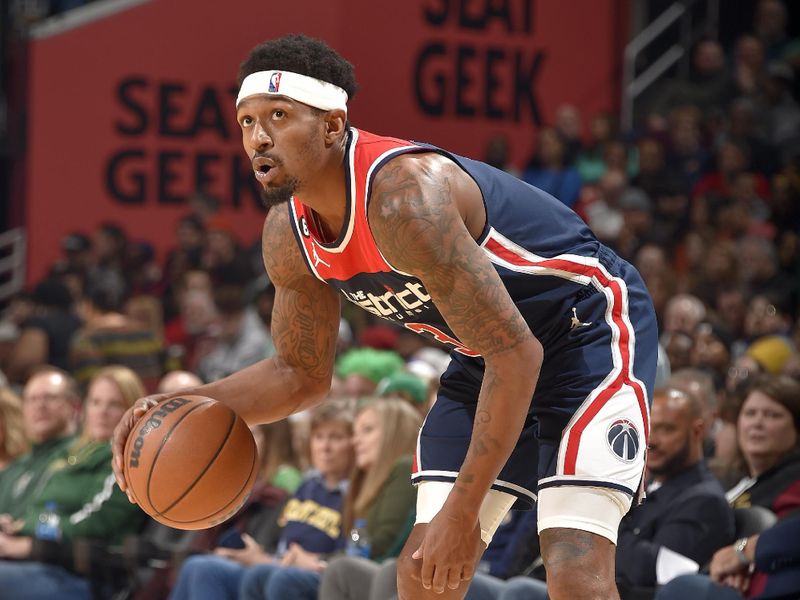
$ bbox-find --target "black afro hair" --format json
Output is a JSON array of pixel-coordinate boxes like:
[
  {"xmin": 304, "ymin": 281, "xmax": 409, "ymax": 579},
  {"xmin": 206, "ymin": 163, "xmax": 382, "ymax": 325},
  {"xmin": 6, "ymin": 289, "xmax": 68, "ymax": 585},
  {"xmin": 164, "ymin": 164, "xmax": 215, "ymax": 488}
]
[{"xmin": 238, "ymin": 33, "xmax": 358, "ymax": 101}]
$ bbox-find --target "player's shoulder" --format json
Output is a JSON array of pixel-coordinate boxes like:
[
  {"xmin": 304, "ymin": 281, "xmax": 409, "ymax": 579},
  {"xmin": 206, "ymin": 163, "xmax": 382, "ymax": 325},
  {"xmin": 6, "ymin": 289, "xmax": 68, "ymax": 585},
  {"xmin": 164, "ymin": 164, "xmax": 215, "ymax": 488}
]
[
  {"xmin": 370, "ymin": 152, "xmax": 464, "ymax": 212},
  {"xmin": 355, "ymin": 127, "xmax": 463, "ymax": 200}
]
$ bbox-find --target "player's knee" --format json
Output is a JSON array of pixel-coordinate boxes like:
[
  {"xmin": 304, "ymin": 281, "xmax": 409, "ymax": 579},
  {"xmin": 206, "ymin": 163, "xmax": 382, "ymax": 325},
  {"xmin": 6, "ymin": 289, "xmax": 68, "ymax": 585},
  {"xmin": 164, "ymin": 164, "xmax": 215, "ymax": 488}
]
[
  {"xmin": 540, "ymin": 528, "xmax": 617, "ymax": 600},
  {"xmin": 395, "ymin": 550, "xmax": 420, "ymax": 585}
]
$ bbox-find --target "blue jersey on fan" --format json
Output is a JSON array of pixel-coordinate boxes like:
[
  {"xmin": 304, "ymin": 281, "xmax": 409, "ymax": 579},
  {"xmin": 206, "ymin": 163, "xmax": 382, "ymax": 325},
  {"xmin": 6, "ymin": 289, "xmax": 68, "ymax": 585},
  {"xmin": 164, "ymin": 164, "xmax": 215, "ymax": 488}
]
[{"xmin": 276, "ymin": 474, "xmax": 347, "ymax": 555}]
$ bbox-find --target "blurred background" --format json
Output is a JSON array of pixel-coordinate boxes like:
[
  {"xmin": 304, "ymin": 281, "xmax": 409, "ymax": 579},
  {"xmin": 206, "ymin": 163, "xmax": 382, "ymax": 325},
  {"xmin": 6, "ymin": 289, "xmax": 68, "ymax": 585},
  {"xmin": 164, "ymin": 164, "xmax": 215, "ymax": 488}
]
[{"xmin": 0, "ymin": 0, "xmax": 798, "ymax": 288}]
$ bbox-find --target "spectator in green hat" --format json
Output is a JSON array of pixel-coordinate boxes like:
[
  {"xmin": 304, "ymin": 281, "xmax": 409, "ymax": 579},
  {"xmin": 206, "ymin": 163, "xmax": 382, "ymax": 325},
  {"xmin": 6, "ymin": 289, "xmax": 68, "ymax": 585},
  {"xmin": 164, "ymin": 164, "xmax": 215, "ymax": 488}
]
[
  {"xmin": 377, "ymin": 371, "xmax": 430, "ymax": 415},
  {"xmin": 335, "ymin": 348, "xmax": 405, "ymax": 399}
]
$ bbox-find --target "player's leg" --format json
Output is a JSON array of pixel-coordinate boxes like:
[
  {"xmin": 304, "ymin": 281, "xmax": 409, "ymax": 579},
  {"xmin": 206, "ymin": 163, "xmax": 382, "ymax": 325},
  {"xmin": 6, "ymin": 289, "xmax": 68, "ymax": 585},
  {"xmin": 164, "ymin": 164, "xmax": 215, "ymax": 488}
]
[
  {"xmin": 533, "ymin": 380, "xmax": 645, "ymax": 599},
  {"xmin": 532, "ymin": 256, "xmax": 657, "ymax": 598},
  {"xmin": 396, "ymin": 483, "xmax": 516, "ymax": 600},
  {"xmin": 536, "ymin": 484, "xmax": 634, "ymax": 599},
  {"xmin": 539, "ymin": 527, "xmax": 618, "ymax": 600},
  {"xmin": 402, "ymin": 369, "xmax": 538, "ymax": 599}
]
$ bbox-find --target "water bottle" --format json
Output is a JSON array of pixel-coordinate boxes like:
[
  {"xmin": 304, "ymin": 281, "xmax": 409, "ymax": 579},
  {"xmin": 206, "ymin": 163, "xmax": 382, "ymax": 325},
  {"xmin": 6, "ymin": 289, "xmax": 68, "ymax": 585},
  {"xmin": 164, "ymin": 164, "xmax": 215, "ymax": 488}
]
[
  {"xmin": 346, "ymin": 518, "xmax": 371, "ymax": 558},
  {"xmin": 35, "ymin": 501, "xmax": 62, "ymax": 541}
]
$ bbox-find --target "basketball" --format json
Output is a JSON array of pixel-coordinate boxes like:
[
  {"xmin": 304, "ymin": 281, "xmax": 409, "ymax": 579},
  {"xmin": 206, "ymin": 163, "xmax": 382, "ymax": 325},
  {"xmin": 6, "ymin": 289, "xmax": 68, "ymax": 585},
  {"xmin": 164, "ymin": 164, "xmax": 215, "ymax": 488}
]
[{"xmin": 123, "ymin": 395, "xmax": 258, "ymax": 530}]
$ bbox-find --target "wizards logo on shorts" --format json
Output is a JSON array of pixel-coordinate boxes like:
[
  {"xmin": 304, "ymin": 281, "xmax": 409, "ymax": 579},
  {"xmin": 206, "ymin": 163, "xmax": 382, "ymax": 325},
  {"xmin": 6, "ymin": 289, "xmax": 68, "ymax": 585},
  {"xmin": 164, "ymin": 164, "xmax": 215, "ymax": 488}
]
[
  {"xmin": 606, "ymin": 418, "xmax": 640, "ymax": 462},
  {"xmin": 269, "ymin": 72, "xmax": 282, "ymax": 92}
]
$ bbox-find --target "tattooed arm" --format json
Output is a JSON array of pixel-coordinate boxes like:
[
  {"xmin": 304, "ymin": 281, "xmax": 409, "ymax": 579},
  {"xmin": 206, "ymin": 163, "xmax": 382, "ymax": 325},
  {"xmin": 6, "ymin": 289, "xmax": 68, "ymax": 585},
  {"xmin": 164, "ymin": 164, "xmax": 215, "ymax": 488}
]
[
  {"xmin": 194, "ymin": 206, "xmax": 341, "ymax": 422},
  {"xmin": 369, "ymin": 153, "xmax": 543, "ymax": 588},
  {"xmin": 113, "ymin": 208, "xmax": 339, "ymax": 494}
]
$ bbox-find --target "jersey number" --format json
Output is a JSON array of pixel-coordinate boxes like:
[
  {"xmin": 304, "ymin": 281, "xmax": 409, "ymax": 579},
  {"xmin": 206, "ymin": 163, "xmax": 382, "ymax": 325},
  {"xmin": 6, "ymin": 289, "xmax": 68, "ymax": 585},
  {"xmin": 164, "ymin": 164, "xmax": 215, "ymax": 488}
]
[{"xmin": 404, "ymin": 323, "xmax": 480, "ymax": 357}]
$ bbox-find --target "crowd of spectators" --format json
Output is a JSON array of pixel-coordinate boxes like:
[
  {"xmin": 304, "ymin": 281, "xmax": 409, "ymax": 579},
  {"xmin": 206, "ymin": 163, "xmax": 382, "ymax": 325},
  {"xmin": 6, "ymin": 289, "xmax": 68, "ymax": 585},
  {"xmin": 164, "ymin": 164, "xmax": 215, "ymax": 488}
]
[
  {"xmin": 0, "ymin": 1, "xmax": 798, "ymax": 599},
  {"xmin": 471, "ymin": 3, "xmax": 800, "ymax": 597}
]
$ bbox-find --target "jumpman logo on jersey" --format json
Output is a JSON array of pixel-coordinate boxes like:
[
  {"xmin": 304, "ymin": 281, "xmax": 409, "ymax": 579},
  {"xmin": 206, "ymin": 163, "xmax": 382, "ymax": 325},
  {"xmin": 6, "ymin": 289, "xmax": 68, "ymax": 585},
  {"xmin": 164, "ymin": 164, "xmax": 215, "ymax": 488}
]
[
  {"xmin": 312, "ymin": 243, "xmax": 331, "ymax": 268},
  {"xmin": 570, "ymin": 307, "xmax": 592, "ymax": 330}
]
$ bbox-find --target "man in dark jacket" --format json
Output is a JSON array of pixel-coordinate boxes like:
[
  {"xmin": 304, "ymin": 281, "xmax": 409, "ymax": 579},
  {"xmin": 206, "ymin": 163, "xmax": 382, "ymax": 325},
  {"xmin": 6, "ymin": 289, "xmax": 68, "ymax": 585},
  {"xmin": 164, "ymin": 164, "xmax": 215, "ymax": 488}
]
[{"xmin": 617, "ymin": 388, "xmax": 736, "ymax": 593}]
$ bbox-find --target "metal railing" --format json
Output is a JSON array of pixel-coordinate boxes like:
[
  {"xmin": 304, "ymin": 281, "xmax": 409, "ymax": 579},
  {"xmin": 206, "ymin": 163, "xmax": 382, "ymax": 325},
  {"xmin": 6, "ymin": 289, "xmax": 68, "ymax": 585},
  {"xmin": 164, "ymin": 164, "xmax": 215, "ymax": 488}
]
[
  {"xmin": 621, "ymin": 0, "xmax": 719, "ymax": 133},
  {"xmin": 0, "ymin": 228, "xmax": 26, "ymax": 302}
]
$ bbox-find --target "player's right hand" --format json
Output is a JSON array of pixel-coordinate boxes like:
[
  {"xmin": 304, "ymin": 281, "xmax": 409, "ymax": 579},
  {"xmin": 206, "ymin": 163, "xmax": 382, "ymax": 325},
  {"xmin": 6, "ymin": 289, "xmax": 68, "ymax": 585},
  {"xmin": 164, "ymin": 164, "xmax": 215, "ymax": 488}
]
[{"xmin": 112, "ymin": 394, "xmax": 170, "ymax": 502}]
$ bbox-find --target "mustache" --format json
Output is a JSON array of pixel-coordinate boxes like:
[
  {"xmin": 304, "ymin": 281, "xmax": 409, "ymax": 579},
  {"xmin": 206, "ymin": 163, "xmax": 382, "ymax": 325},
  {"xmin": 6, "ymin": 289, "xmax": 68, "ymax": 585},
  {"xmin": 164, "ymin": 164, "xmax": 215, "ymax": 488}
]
[{"xmin": 252, "ymin": 152, "xmax": 283, "ymax": 167}]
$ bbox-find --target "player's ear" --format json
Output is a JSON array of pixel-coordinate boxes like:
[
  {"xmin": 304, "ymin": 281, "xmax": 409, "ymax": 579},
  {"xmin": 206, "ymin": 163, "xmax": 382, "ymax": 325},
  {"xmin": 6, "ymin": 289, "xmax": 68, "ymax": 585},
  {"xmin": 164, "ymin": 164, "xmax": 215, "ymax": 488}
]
[{"xmin": 324, "ymin": 109, "xmax": 347, "ymax": 143}]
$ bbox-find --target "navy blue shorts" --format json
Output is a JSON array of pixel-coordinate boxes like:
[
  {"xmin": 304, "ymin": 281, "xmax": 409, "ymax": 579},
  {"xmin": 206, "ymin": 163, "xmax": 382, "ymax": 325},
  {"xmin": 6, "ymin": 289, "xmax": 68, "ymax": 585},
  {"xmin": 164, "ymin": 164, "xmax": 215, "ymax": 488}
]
[{"xmin": 411, "ymin": 248, "xmax": 659, "ymax": 510}]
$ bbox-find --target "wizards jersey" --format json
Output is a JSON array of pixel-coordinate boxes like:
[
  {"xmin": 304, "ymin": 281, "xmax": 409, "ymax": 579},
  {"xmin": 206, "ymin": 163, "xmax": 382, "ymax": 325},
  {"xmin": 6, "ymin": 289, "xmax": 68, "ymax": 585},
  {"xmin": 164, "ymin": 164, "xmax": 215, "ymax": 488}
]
[
  {"xmin": 288, "ymin": 128, "xmax": 605, "ymax": 360},
  {"xmin": 289, "ymin": 128, "xmax": 660, "ymax": 511}
]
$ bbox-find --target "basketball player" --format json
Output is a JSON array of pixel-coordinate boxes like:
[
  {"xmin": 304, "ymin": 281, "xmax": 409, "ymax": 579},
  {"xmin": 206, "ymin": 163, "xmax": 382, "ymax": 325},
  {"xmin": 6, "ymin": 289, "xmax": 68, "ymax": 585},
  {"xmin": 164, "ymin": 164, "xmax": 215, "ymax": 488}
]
[{"xmin": 112, "ymin": 34, "xmax": 658, "ymax": 600}]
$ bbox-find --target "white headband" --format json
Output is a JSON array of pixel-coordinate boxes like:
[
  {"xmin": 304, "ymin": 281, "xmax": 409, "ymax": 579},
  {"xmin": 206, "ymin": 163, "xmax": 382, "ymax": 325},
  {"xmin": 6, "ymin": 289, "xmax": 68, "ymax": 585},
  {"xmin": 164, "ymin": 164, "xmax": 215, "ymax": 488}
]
[{"xmin": 236, "ymin": 70, "xmax": 348, "ymax": 113}]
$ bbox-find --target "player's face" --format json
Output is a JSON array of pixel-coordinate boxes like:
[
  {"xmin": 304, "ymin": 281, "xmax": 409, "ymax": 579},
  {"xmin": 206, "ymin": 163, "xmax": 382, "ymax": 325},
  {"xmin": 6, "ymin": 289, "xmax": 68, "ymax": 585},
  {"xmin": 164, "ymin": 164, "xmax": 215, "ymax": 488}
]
[
  {"xmin": 84, "ymin": 377, "xmax": 129, "ymax": 442},
  {"xmin": 21, "ymin": 373, "xmax": 75, "ymax": 443},
  {"xmin": 237, "ymin": 95, "xmax": 326, "ymax": 208},
  {"xmin": 352, "ymin": 407, "xmax": 382, "ymax": 470},
  {"xmin": 310, "ymin": 421, "xmax": 353, "ymax": 482}
]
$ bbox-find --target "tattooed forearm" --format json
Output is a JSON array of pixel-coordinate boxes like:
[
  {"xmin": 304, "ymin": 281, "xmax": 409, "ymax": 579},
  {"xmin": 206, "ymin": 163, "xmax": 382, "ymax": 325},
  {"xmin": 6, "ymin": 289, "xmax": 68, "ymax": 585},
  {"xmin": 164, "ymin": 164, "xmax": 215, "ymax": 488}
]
[
  {"xmin": 469, "ymin": 409, "xmax": 501, "ymax": 458},
  {"xmin": 454, "ymin": 399, "xmax": 504, "ymax": 497}
]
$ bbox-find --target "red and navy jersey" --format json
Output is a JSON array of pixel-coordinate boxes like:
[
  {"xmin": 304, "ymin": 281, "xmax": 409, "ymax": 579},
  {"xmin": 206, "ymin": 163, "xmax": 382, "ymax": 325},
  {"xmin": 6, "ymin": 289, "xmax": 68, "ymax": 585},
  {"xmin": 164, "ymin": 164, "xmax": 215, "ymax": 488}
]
[{"xmin": 288, "ymin": 128, "xmax": 604, "ymax": 359}]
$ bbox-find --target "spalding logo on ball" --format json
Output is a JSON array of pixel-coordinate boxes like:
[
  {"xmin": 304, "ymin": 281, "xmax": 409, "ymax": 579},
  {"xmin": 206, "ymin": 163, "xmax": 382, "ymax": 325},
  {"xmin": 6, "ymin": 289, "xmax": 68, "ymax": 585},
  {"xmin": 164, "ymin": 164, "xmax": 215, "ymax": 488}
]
[
  {"xmin": 123, "ymin": 396, "xmax": 258, "ymax": 530},
  {"xmin": 606, "ymin": 418, "xmax": 640, "ymax": 462}
]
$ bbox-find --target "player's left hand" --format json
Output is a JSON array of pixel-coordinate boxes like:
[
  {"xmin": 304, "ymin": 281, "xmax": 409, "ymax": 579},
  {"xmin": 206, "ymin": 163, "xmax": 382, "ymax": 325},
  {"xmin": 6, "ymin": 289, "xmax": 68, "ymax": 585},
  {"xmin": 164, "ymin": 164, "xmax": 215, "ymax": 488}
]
[{"xmin": 412, "ymin": 505, "xmax": 482, "ymax": 594}]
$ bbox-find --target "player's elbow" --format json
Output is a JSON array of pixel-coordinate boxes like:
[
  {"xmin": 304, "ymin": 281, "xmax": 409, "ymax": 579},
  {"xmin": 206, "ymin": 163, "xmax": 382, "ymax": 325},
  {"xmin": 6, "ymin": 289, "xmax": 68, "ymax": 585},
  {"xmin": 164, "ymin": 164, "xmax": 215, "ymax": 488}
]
[
  {"xmin": 484, "ymin": 334, "xmax": 542, "ymax": 383},
  {"xmin": 525, "ymin": 334, "xmax": 544, "ymax": 361},
  {"xmin": 507, "ymin": 335, "xmax": 544, "ymax": 386},
  {"xmin": 273, "ymin": 356, "xmax": 333, "ymax": 410},
  {"xmin": 295, "ymin": 377, "xmax": 332, "ymax": 411},
  {"xmin": 513, "ymin": 335, "xmax": 544, "ymax": 372}
]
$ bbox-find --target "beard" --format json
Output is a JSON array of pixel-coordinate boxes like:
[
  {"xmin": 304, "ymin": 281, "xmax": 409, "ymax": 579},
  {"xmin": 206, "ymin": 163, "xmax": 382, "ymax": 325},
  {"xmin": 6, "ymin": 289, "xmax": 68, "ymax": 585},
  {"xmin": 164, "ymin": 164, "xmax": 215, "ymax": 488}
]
[
  {"xmin": 260, "ymin": 176, "xmax": 300, "ymax": 208},
  {"xmin": 648, "ymin": 436, "xmax": 692, "ymax": 479}
]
